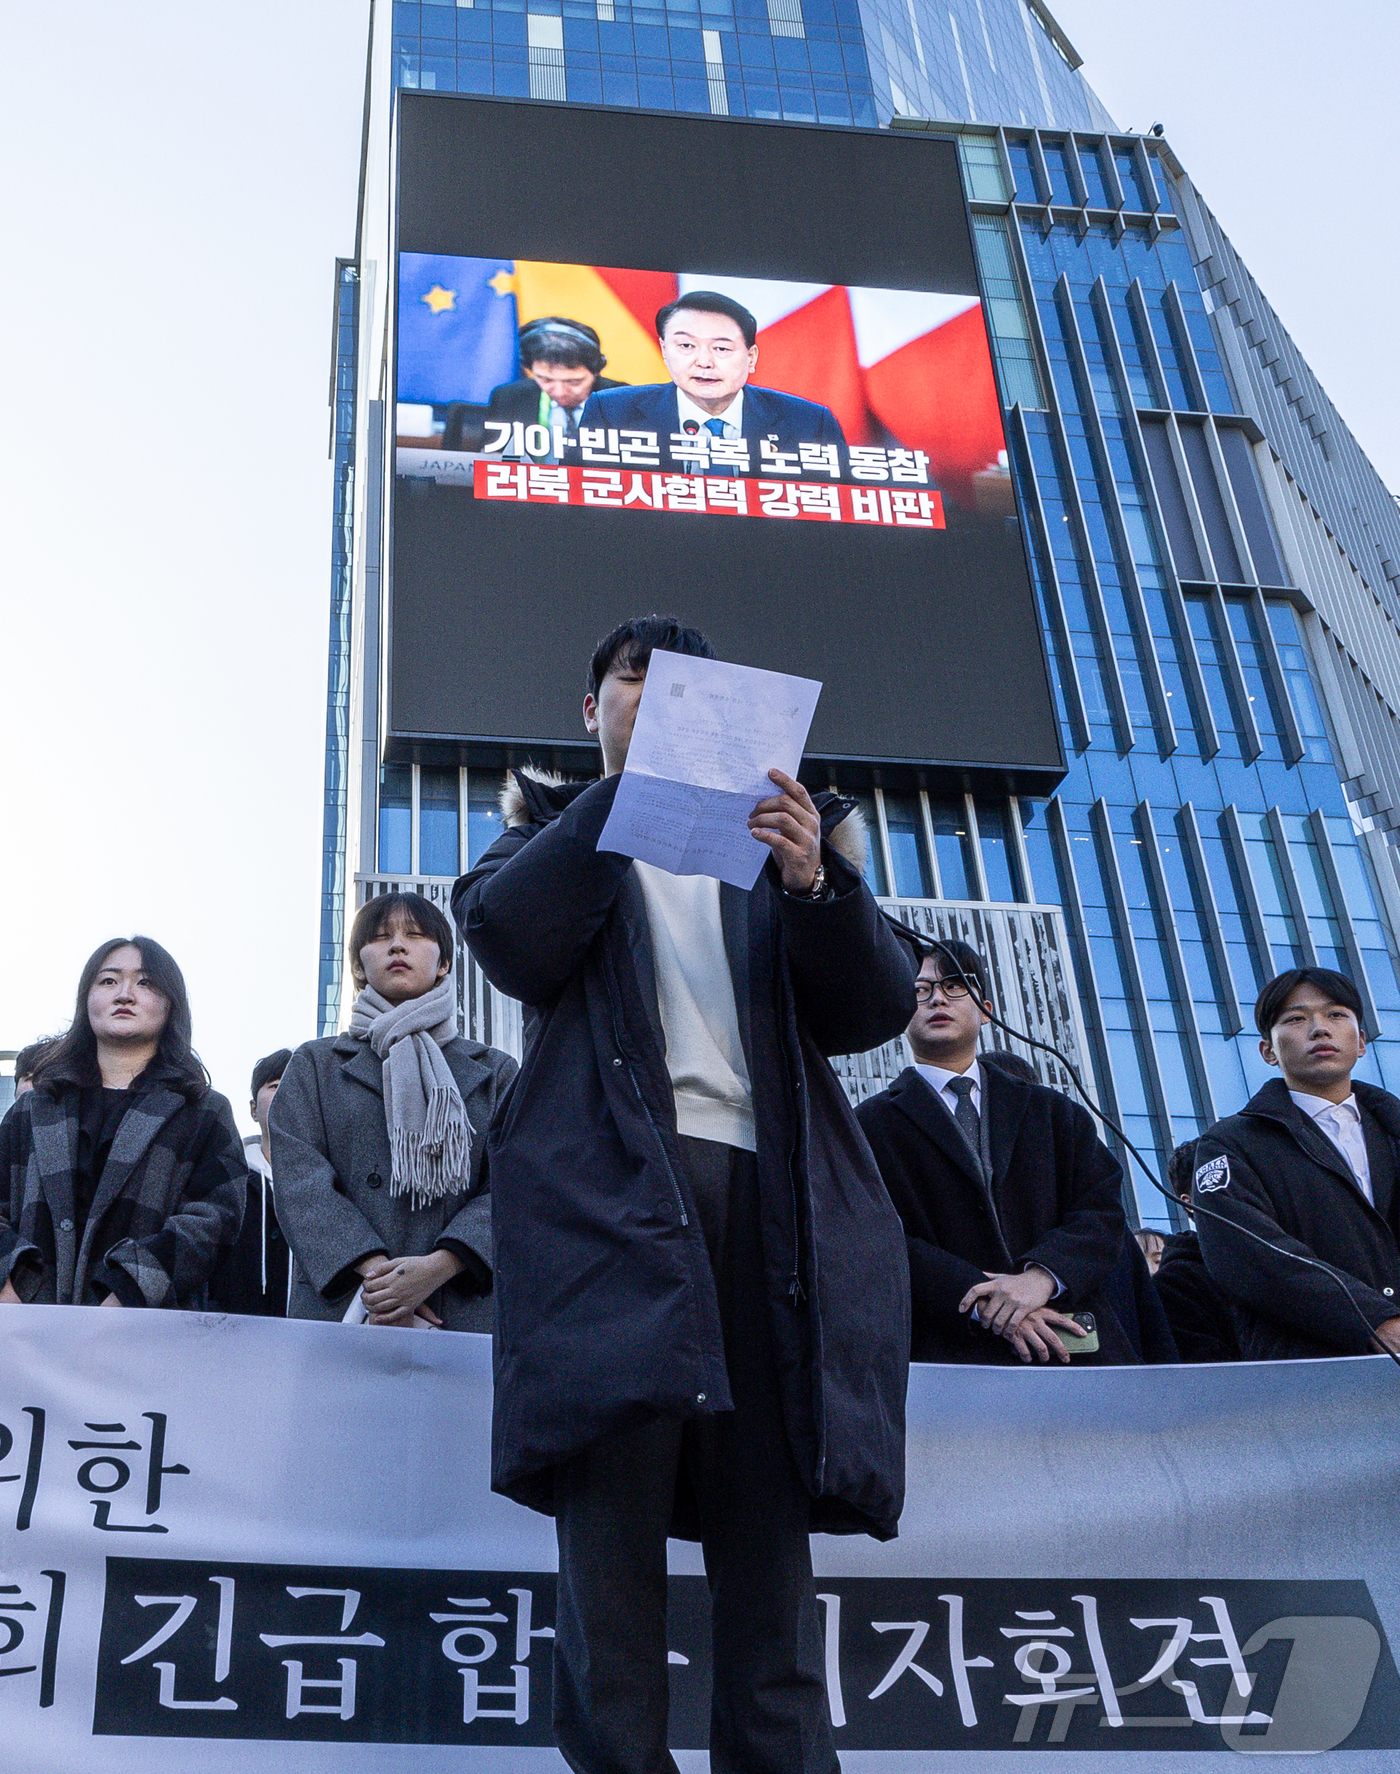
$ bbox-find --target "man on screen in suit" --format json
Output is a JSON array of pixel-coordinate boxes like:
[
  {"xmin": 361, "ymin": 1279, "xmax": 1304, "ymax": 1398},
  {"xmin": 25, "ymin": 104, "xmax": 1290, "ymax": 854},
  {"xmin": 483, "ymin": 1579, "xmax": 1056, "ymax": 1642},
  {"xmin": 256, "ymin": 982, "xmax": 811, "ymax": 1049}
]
[
  {"xmin": 483, "ymin": 317, "xmax": 623, "ymax": 459},
  {"xmin": 857, "ymin": 939, "xmax": 1138, "ymax": 1366},
  {"xmin": 578, "ymin": 291, "xmax": 846, "ymax": 473}
]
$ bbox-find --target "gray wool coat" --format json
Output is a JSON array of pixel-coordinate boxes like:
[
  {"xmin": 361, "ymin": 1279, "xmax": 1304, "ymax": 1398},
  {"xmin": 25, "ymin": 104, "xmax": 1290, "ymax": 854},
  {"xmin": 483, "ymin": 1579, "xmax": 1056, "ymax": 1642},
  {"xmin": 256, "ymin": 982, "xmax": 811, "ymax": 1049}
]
[{"xmin": 269, "ymin": 1031, "xmax": 517, "ymax": 1331}]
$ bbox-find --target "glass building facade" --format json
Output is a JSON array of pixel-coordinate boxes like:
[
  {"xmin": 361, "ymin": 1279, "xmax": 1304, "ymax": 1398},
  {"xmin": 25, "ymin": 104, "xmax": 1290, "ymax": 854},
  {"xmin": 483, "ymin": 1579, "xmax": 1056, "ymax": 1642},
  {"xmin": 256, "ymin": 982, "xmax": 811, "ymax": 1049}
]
[{"xmin": 324, "ymin": 0, "xmax": 1400, "ymax": 1230}]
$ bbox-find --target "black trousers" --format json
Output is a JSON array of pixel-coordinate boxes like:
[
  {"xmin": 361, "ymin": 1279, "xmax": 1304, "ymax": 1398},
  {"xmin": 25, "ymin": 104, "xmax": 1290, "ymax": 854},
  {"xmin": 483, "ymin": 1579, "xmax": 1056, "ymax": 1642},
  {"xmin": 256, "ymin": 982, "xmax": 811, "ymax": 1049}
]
[{"xmin": 552, "ymin": 1136, "xmax": 838, "ymax": 1774}]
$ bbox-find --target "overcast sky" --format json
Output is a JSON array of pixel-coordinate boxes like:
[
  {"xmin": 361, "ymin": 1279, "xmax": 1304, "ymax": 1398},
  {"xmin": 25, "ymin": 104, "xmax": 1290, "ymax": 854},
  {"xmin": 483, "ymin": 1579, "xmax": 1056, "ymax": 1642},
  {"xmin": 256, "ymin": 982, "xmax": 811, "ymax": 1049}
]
[{"xmin": 1, "ymin": 0, "xmax": 1393, "ymax": 1133}]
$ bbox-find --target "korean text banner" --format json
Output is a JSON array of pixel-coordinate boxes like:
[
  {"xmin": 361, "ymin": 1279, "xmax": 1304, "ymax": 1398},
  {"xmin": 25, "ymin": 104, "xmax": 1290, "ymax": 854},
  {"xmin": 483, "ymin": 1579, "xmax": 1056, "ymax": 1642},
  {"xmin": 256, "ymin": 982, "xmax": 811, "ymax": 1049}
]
[
  {"xmin": 4, "ymin": 1307, "xmax": 1400, "ymax": 1770},
  {"xmin": 388, "ymin": 97, "xmax": 1062, "ymax": 787},
  {"xmin": 396, "ymin": 255, "xmax": 1007, "ymax": 523}
]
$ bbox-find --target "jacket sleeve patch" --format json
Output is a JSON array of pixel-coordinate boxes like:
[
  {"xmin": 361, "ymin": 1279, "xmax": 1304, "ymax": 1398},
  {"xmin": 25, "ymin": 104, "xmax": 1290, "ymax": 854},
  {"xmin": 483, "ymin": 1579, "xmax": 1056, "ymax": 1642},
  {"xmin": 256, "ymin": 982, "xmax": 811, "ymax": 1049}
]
[{"xmin": 1195, "ymin": 1154, "xmax": 1230, "ymax": 1194}]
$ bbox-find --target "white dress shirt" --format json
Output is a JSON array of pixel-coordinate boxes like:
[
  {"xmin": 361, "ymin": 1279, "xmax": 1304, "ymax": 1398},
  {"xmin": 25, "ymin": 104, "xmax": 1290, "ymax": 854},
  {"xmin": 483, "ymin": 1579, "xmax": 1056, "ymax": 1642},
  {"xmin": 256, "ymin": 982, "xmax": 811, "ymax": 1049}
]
[
  {"xmin": 675, "ymin": 385, "xmax": 745, "ymax": 440},
  {"xmin": 1290, "ymin": 1089, "xmax": 1373, "ymax": 1203},
  {"xmin": 914, "ymin": 1060, "xmax": 982, "ymax": 1119}
]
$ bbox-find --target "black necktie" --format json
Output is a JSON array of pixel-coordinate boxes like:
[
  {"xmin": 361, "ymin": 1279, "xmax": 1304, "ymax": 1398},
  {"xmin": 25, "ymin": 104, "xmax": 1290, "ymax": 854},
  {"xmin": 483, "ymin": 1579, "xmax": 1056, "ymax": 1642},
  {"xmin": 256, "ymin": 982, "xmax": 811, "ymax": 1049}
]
[{"xmin": 947, "ymin": 1076, "xmax": 985, "ymax": 1180}]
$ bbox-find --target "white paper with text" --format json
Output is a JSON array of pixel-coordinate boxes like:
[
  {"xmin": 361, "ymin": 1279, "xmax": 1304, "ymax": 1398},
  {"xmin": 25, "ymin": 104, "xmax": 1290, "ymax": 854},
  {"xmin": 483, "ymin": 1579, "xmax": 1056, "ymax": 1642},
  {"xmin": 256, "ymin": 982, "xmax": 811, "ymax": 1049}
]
[{"xmin": 596, "ymin": 650, "xmax": 822, "ymax": 889}]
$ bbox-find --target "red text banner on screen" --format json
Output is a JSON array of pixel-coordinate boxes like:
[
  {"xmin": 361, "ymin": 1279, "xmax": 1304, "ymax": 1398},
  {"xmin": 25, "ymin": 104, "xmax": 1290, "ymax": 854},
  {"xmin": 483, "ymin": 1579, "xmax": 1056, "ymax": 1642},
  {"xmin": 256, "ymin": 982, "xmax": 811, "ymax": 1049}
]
[{"xmin": 472, "ymin": 460, "xmax": 945, "ymax": 529}]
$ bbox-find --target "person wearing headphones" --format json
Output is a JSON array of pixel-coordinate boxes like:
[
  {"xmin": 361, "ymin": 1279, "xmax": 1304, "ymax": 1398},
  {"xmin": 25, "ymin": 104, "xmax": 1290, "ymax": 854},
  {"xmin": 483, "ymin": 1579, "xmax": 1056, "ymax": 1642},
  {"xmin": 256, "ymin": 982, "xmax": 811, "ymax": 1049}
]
[
  {"xmin": 857, "ymin": 938, "xmax": 1137, "ymax": 1365},
  {"xmin": 1192, "ymin": 966, "xmax": 1400, "ymax": 1361},
  {"xmin": 484, "ymin": 317, "xmax": 622, "ymax": 458}
]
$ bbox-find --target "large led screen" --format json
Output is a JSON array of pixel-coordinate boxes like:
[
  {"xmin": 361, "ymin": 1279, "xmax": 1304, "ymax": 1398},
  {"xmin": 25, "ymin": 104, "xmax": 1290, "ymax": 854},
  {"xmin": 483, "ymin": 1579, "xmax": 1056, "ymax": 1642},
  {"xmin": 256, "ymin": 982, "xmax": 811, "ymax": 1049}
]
[{"xmin": 390, "ymin": 95, "xmax": 1063, "ymax": 788}]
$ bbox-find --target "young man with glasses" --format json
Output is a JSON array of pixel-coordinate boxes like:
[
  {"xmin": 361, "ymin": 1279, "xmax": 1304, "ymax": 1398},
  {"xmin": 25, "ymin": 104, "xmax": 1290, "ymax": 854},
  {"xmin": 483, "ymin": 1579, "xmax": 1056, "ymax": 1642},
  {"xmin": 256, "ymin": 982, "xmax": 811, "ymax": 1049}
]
[{"xmin": 857, "ymin": 939, "xmax": 1137, "ymax": 1364}]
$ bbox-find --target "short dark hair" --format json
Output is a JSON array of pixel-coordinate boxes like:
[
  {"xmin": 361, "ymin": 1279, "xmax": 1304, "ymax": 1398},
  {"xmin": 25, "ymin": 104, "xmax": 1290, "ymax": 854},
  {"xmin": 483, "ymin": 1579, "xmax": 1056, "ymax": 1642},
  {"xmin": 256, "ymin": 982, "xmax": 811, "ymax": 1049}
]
[
  {"xmin": 587, "ymin": 615, "xmax": 714, "ymax": 697},
  {"xmin": 655, "ymin": 291, "xmax": 758, "ymax": 351},
  {"xmin": 519, "ymin": 316, "xmax": 605, "ymax": 375},
  {"xmin": 348, "ymin": 892, "xmax": 455, "ymax": 992},
  {"xmin": 1166, "ymin": 1138, "xmax": 1198, "ymax": 1202},
  {"xmin": 30, "ymin": 936, "xmax": 209, "ymax": 1100},
  {"xmin": 250, "ymin": 1048, "xmax": 293, "ymax": 1104},
  {"xmin": 981, "ymin": 1047, "xmax": 1038, "ymax": 1084},
  {"xmin": 1254, "ymin": 966, "xmax": 1365, "ymax": 1041},
  {"xmin": 921, "ymin": 937, "xmax": 990, "ymax": 1005}
]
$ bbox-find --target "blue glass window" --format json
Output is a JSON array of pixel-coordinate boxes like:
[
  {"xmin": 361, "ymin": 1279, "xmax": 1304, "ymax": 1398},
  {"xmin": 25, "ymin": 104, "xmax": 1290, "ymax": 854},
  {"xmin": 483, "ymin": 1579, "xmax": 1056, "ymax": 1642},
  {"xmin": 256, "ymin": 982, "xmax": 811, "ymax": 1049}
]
[
  {"xmin": 1146, "ymin": 151, "xmax": 1176, "ymax": 214},
  {"xmin": 1184, "ymin": 596, "xmax": 1245, "ymax": 752},
  {"xmin": 378, "ymin": 764, "xmax": 412, "ymax": 874},
  {"xmin": 1280, "ymin": 815, "xmax": 1348, "ymax": 972},
  {"xmin": 1018, "ymin": 799, "xmax": 1064, "ymax": 906},
  {"xmin": 1113, "ymin": 147, "xmax": 1151, "ymax": 211},
  {"xmin": 1006, "ymin": 138, "xmax": 1039, "ymax": 202},
  {"xmin": 1240, "ymin": 814, "xmax": 1305, "ymax": 970},
  {"xmin": 928, "ymin": 800, "xmax": 978, "ymax": 900},
  {"xmin": 419, "ymin": 765, "xmax": 461, "ymax": 877},
  {"xmin": 1041, "ymin": 141, "xmax": 1075, "ymax": 205},
  {"xmin": 961, "ymin": 134, "xmax": 1010, "ymax": 202},
  {"xmin": 1077, "ymin": 143, "xmax": 1110, "ymax": 207},
  {"xmin": 1196, "ymin": 820, "xmax": 1266, "ymax": 1002},
  {"xmin": 1152, "ymin": 809, "xmax": 1230, "ymax": 1012},
  {"xmin": 466, "ymin": 773, "xmax": 506, "ymax": 868},
  {"xmin": 1266, "ymin": 603, "xmax": 1331, "ymax": 763},
  {"xmin": 883, "ymin": 793, "xmax": 933, "ymax": 897},
  {"xmin": 1223, "ymin": 599, "xmax": 1287, "ymax": 761},
  {"xmin": 977, "ymin": 800, "xmax": 1024, "ymax": 901},
  {"xmin": 1324, "ymin": 819, "xmax": 1397, "ymax": 970}
]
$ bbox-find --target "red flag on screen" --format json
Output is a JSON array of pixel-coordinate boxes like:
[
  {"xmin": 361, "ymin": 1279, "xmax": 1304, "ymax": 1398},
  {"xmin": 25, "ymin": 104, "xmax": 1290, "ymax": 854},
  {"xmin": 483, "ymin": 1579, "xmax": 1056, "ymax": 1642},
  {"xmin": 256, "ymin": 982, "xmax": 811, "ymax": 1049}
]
[{"xmin": 850, "ymin": 290, "xmax": 1005, "ymax": 509}]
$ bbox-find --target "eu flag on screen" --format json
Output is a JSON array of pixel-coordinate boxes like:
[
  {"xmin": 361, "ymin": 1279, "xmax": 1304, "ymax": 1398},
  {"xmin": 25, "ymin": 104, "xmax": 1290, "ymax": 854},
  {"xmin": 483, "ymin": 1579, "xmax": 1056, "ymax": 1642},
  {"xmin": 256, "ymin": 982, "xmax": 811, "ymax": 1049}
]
[{"xmin": 397, "ymin": 253, "xmax": 518, "ymax": 405}]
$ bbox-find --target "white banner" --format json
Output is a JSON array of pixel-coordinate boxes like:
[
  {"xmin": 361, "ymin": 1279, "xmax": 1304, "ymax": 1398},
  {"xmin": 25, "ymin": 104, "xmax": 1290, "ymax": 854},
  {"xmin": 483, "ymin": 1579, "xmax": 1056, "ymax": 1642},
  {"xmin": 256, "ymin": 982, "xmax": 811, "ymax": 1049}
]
[{"xmin": 3, "ymin": 1307, "xmax": 1400, "ymax": 1769}]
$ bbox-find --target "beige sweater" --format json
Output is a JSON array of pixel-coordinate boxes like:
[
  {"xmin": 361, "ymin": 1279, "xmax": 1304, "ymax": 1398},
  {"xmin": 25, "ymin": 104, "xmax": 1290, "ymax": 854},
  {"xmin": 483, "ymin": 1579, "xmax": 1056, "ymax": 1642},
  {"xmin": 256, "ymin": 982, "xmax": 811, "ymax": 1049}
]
[{"xmin": 633, "ymin": 863, "xmax": 756, "ymax": 1153}]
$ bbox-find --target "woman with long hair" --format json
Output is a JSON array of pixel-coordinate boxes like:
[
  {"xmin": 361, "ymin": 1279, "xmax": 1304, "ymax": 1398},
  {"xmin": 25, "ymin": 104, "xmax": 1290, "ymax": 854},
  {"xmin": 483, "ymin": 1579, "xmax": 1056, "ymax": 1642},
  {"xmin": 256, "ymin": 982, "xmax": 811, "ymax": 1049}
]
[
  {"xmin": 271, "ymin": 892, "xmax": 516, "ymax": 1329},
  {"xmin": 0, "ymin": 936, "xmax": 246, "ymax": 1307}
]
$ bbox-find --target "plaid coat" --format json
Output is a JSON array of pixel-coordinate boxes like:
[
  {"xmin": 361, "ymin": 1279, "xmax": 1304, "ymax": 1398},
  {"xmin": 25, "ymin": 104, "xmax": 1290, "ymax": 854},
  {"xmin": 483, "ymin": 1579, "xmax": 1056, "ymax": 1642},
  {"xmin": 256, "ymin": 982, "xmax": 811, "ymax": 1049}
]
[{"xmin": 0, "ymin": 1082, "xmax": 247, "ymax": 1307}]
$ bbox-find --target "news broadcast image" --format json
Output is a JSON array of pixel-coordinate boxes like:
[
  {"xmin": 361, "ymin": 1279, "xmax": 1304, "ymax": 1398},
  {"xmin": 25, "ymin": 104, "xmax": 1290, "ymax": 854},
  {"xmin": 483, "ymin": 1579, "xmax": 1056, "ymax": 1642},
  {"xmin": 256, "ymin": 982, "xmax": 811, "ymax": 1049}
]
[
  {"xmin": 396, "ymin": 256, "xmax": 1015, "ymax": 532},
  {"xmin": 388, "ymin": 96, "xmax": 1060, "ymax": 784}
]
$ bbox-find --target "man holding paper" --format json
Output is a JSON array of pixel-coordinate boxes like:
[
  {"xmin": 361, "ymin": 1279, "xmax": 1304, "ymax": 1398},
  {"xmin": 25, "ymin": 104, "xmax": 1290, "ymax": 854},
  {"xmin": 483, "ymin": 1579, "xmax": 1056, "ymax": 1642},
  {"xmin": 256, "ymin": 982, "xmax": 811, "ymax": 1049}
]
[{"xmin": 453, "ymin": 614, "xmax": 915, "ymax": 1774}]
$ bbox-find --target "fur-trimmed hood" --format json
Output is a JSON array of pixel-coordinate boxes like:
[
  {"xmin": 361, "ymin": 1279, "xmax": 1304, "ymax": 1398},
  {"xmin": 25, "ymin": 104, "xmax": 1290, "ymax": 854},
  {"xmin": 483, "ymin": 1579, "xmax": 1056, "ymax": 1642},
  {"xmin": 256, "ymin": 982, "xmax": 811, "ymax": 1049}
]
[{"xmin": 499, "ymin": 765, "xmax": 869, "ymax": 873}]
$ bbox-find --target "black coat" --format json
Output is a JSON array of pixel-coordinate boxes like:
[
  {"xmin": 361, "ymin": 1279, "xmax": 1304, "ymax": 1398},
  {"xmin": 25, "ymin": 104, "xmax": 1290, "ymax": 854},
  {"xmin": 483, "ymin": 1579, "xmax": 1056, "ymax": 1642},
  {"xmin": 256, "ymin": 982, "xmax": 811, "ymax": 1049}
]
[
  {"xmin": 1193, "ymin": 1077, "xmax": 1400, "ymax": 1361},
  {"xmin": 1152, "ymin": 1228, "xmax": 1240, "ymax": 1363},
  {"xmin": 453, "ymin": 771, "xmax": 916, "ymax": 1539},
  {"xmin": 855, "ymin": 1065, "xmax": 1135, "ymax": 1364},
  {"xmin": 0, "ymin": 1080, "xmax": 246, "ymax": 1306},
  {"xmin": 206, "ymin": 1151, "xmax": 291, "ymax": 1317},
  {"xmin": 1103, "ymin": 1230, "xmax": 1179, "ymax": 1363}
]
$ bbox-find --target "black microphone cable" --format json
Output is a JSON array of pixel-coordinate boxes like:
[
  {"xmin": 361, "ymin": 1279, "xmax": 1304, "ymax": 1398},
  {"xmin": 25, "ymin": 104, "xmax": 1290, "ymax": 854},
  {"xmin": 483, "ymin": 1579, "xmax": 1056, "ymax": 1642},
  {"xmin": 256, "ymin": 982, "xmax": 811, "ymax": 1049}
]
[{"xmin": 880, "ymin": 911, "xmax": 1400, "ymax": 1371}]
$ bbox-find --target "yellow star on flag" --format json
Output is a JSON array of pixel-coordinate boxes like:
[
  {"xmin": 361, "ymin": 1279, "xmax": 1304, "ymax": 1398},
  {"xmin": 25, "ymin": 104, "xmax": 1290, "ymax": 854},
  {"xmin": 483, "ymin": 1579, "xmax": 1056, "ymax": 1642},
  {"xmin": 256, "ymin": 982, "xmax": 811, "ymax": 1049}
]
[
  {"xmin": 421, "ymin": 284, "xmax": 457, "ymax": 316},
  {"xmin": 488, "ymin": 268, "xmax": 517, "ymax": 298}
]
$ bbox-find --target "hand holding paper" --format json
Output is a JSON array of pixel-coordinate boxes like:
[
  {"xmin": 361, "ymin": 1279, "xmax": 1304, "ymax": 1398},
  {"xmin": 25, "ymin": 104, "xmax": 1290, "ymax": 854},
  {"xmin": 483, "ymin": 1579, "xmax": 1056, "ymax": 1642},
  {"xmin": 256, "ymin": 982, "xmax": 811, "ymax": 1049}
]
[
  {"xmin": 746, "ymin": 768, "xmax": 825, "ymax": 894},
  {"xmin": 596, "ymin": 650, "xmax": 823, "ymax": 890}
]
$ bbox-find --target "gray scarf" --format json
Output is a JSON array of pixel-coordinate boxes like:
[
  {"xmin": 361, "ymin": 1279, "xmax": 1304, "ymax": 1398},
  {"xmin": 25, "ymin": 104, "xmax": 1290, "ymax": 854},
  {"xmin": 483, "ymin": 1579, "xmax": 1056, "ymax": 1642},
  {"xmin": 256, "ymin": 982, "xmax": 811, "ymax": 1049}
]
[{"xmin": 348, "ymin": 979, "xmax": 471, "ymax": 1208}]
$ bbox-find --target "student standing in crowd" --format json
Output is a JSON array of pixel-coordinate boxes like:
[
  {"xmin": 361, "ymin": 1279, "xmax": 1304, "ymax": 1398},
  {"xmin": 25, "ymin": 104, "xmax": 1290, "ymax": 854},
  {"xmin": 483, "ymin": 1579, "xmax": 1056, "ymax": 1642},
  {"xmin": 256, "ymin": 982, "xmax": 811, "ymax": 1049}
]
[
  {"xmin": 1151, "ymin": 1141, "xmax": 1240, "ymax": 1363},
  {"xmin": 208, "ymin": 1048, "xmax": 293, "ymax": 1316},
  {"xmin": 455, "ymin": 615, "xmax": 915, "ymax": 1774},
  {"xmin": 0, "ymin": 937, "xmax": 246, "ymax": 1307},
  {"xmin": 1193, "ymin": 967, "xmax": 1400, "ymax": 1361},
  {"xmin": 271, "ymin": 893, "xmax": 514, "ymax": 1330},
  {"xmin": 858, "ymin": 939, "xmax": 1138, "ymax": 1365}
]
